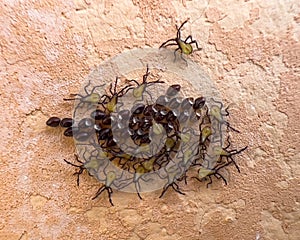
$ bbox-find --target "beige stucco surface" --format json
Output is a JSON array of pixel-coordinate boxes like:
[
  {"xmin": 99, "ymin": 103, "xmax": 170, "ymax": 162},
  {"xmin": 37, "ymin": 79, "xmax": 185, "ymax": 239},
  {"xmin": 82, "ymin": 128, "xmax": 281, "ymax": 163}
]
[{"xmin": 0, "ymin": 0, "xmax": 299, "ymax": 239}]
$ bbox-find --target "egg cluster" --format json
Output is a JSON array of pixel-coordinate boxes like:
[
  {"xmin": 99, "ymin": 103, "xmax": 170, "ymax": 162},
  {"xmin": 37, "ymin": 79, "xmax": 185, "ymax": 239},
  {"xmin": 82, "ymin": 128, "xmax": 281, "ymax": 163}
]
[{"xmin": 46, "ymin": 67, "xmax": 247, "ymax": 206}]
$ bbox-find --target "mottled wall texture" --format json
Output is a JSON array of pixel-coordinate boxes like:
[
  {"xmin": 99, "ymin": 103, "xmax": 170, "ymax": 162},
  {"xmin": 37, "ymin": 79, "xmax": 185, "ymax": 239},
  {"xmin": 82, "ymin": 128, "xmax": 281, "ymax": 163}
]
[{"xmin": 0, "ymin": 0, "xmax": 299, "ymax": 240}]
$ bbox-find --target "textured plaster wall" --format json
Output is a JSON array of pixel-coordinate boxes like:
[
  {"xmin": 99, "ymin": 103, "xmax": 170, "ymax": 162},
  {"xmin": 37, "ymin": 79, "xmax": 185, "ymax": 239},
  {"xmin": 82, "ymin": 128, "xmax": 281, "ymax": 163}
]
[{"xmin": 0, "ymin": 0, "xmax": 299, "ymax": 240}]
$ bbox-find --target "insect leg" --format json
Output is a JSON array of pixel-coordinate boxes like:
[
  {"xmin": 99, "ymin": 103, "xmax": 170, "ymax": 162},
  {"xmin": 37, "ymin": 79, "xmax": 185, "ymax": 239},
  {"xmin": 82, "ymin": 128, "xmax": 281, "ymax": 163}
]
[
  {"xmin": 171, "ymin": 182, "xmax": 185, "ymax": 195},
  {"xmin": 159, "ymin": 185, "xmax": 170, "ymax": 198},
  {"xmin": 92, "ymin": 185, "xmax": 106, "ymax": 200},
  {"xmin": 190, "ymin": 40, "xmax": 202, "ymax": 51},
  {"xmin": 135, "ymin": 181, "xmax": 143, "ymax": 200},
  {"xmin": 159, "ymin": 39, "xmax": 177, "ymax": 49},
  {"xmin": 173, "ymin": 48, "xmax": 180, "ymax": 62},
  {"xmin": 107, "ymin": 187, "xmax": 114, "ymax": 206}
]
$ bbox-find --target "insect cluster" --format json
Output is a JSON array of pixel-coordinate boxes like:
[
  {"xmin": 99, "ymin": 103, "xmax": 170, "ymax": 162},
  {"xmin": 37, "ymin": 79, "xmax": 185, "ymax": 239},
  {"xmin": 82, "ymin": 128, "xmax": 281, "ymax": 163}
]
[{"xmin": 46, "ymin": 66, "xmax": 247, "ymax": 206}]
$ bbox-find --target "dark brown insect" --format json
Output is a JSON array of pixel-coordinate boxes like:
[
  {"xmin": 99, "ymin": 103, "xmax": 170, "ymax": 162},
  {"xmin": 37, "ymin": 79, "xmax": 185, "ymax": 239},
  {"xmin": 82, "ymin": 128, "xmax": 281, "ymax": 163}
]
[{"xmin": 46, "ymin": 117, "xmax": 61, "ymax": 127}]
